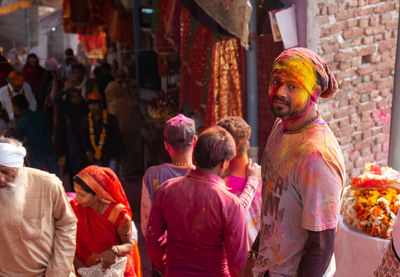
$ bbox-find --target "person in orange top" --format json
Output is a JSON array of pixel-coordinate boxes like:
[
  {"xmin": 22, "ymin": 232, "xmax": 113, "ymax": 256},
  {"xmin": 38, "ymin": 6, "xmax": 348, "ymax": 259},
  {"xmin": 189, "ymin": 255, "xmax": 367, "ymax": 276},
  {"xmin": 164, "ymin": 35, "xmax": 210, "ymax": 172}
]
[{"xmin": 71, "ymin": 165, "xmax": 142, "ymax": 277}]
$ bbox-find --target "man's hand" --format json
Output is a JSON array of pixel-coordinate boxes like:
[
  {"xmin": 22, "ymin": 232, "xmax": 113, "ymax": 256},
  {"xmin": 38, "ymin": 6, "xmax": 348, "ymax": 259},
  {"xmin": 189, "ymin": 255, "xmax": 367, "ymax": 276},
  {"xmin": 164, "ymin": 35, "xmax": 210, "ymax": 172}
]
[
  {"xmin": 246, "ymin": 159, "xmax": 261, "ymax": 180},
  {"xmin": 240, "ymin": 258, "xmax": 256, "ymax": 277}
]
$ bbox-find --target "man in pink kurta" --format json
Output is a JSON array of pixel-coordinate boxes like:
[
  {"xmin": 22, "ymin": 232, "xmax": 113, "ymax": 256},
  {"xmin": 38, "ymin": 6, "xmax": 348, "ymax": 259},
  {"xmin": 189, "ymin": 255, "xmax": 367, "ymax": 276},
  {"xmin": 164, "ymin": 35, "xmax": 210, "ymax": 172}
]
[{"xmin": 146, "ymin": 126, "xmax": 248, "ymax": 277}]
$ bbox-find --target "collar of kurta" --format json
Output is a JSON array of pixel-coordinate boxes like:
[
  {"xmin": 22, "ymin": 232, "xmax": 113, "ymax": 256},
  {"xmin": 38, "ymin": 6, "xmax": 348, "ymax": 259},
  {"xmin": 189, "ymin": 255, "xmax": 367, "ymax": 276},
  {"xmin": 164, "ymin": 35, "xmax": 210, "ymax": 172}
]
[{"xmin": 188, "ymin": 169, "xmax": 227, "ymax": 187}]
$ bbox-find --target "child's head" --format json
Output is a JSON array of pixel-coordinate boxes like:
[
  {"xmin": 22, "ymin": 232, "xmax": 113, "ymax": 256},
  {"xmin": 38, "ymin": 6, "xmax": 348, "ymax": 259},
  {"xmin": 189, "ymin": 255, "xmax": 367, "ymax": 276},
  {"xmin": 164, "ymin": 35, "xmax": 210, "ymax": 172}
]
[
  {"xmin": 216, "ymin": 116, "xmax": 251, "ymax": 154},
  {"xmin": 164, "ymin": 114, "xmax": 196, "ymax": 152},
  {"xmin": 193, "ymin": 126, "xmax": 236, "ymax": 169}
]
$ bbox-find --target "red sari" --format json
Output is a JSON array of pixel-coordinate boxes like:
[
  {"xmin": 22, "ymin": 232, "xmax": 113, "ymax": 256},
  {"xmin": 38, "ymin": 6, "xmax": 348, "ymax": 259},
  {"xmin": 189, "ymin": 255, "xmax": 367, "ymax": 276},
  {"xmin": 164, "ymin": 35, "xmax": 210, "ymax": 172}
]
[{"xmin": 72, "ymin": 166, "xmax": 142, "ymax": 277}]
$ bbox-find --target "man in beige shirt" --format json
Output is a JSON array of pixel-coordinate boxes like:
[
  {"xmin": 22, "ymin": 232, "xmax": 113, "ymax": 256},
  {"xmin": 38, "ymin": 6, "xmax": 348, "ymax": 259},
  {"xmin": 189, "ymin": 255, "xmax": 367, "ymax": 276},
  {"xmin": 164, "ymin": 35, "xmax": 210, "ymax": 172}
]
[{"xmin": 0, "ymin": 137, "xmax": 77, "ymax": 276}]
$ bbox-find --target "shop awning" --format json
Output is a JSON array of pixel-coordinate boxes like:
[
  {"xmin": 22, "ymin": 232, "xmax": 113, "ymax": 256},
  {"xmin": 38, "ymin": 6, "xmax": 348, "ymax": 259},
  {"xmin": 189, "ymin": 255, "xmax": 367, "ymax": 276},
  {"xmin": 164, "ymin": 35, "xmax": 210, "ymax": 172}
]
[
  {"xmin": 0, "ymin": 0, "xmax": 31, "ymax": 15},
  {"xmin": 194, "ymin": 0, "xmax": 252, "ymax": 48}
]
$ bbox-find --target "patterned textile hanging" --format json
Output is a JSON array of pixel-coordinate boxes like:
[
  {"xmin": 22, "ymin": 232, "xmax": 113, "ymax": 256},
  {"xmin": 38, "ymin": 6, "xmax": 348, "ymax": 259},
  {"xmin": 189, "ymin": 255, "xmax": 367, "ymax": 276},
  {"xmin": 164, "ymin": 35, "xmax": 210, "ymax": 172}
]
[
  {"xmin": 63, "ymin": 0, "xmax": 104, "ymax": 35},
  {"xmin": 179, "ymin": 7, "xmax": 216, "ymax": 116},
  {"xmin": 152, "ymin": 0, "xmax": 182, "ymax": 77},
  {"xmin": 79, "ymin": 32, "xmax": 107, "ymax": 60},
  {"xmin": 204, "ymin": 38, "xmax": 243, "ymax": 128},
  {"xmin": 179, "ymin": 6, "xmax": 244, "ymax": 128}
]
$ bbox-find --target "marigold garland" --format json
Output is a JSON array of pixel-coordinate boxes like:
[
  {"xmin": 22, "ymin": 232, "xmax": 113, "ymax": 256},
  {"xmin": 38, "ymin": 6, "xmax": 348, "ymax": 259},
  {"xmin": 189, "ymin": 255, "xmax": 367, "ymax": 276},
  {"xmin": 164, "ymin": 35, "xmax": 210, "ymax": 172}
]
[
  {"xmin": 342, "ymin": 186, "xmax": 400, "ymax": 239},
  {"xmin": 342, "ymin": 162, "xmax": 400, "ymax": 239},
  {"xmin": 88, "ymin": 109, "xmax": 107, "ymax": 161}
]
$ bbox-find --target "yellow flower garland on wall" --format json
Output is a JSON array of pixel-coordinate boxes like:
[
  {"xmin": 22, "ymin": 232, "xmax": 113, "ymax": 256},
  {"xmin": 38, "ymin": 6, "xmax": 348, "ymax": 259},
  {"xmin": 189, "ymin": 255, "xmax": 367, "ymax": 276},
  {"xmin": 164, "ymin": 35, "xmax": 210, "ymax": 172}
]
[{"xmin": 88, "ymin": 109, "xmax": 107, "ymax": 161}]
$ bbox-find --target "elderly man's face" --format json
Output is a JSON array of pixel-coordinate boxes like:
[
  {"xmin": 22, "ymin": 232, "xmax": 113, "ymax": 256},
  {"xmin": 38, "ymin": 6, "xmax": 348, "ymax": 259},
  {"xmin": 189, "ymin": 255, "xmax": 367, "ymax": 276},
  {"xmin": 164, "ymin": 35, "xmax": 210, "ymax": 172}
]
[
  {"xmin": 0, "ymin": 164, "xmax": 18, "ymax": 187},
  {"xmin": 268, "ymin": 71, "xmax": 311, "ymax": 119}
]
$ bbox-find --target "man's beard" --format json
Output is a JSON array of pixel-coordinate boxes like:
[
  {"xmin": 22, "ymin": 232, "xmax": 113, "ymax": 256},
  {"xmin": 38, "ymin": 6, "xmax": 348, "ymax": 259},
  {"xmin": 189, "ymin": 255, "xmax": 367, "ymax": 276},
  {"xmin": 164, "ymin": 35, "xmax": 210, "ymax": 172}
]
[
  {"xmin": 0, "ymin": 174, "xmax": 26, "ymax": 217},
  {"xmin": 270, "ymin": 97, "xmax": 293, "ymax": 119},
  {"xmin": 270, "ymin": 96, "xmax": 311, "ymax": 120}
]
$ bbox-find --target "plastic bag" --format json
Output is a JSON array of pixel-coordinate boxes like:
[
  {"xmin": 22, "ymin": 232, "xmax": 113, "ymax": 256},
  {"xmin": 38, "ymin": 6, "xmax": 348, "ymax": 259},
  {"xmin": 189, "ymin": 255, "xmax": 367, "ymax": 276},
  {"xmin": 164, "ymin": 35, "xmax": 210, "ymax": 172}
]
[{"xmin": 77, "ymin": 257, "xmax": 127, "ymax": 277}]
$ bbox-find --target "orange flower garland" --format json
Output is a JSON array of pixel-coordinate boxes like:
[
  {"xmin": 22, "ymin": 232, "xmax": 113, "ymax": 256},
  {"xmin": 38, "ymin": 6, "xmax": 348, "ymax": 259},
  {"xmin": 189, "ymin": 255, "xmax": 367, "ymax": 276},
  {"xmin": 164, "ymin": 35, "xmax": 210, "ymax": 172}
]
[
  {"xmin": 342, "ymin": 187, "xmax": 400, "ymax": 239},
  {"xmin": 342, "ymin": 163, "xmax": 400, "ymax": 239},
  {"xmin": 88, "ymin": 109, "xmax": 107, "ymax": 161}
]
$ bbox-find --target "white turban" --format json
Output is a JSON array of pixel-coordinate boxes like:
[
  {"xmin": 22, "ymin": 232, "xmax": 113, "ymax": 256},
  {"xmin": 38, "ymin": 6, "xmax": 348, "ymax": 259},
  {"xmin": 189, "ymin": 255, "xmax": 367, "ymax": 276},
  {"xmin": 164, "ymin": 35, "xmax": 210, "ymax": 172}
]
[{"xmin": 0, "ymin": 142, "xmax": 26, "ymax": 168}]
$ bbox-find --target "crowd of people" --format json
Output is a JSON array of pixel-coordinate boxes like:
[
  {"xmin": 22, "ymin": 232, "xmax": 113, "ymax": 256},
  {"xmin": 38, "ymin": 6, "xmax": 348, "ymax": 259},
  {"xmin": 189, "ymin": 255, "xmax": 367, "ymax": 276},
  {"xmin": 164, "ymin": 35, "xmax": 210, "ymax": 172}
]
[
  {"xmin": 0, "ymin": 46, "xmax": 397, "ymax": 276},
  {"xmin": 0, "ymin": 47, "xmax": 142, "ymax": 190}
]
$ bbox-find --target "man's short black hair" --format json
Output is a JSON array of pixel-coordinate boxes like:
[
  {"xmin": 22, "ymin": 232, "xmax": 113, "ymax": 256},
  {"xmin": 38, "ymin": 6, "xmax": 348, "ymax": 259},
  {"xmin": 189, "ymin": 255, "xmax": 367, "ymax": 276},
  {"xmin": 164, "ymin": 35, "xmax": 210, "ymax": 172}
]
[{"xmin": 12, "ymin": 94, "xmax": 29, "ymax": 110}]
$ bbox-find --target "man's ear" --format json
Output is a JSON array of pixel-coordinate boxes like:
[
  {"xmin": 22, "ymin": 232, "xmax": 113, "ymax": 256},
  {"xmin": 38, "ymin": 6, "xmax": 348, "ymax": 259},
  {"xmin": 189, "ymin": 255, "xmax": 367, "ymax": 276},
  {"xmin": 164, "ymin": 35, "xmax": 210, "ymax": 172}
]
[
  {"xmin": 192, "ymin": 135, "xmax": 198, "ymax": 147},
  {"xmin": 164, "ymin": 140, "xmax": 170, "ymax": 152}
]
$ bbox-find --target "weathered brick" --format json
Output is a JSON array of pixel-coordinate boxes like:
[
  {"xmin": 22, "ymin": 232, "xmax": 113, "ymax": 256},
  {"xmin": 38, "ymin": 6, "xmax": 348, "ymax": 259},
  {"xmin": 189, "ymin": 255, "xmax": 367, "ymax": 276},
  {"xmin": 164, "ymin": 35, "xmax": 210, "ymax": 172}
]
[
  {"xmin": 335, "ymin": 51, "xmax": 357, "ymax": 61},
  {"xmin": 386, "ymin": 20, "xmax": 399, "ymax": 29},
  {"xmin": 358, "ymin": 46, "xmax": 376, "ymax": 56},
  {"xmin": 373, "ymin": 33, "xmax": 384, "ymax": 42},
  {"xmin": 322, "ymin": 43, "xmax": 340, "ymax": 53},
  {"xmin": 380, "ymin": 13, "xmax": 393, "ymax": 24},
  {"xmin": 375, "ymin": 151, "xmax": 388, "ymax": 162},
  {"xmin": 343, "ymin": 28, "xmax": 364, "ymax": 39},
  {"xmin": 364, "ymin": 25, "xmax": 386, "ymax": 35},
  {"xmin": 375, "ymin": 2, "xmax": 395, "ymax": 13},
  {"xmin": 339, "ymin": 118, "xmax": 350, "ymax": 128},
  {"xmin": 334, "ymin": 106, "xmax": 356, "ymax": 119},
  {"xmin": 358, "ymin": 102, "xmax": 376, "ymax": 113},
  {"xmin": 362, "ymin": 36, "xmax": 374, "ymax": 45},
  {"xmin": 354, "ymin": 7, "xmax": 374, "ymax": 17},
  {"xmin": 356, "ymin": 64, "xmax": 377, "ymax": 75},
  {"xmin": 377, "ymin": 79, "xmax": 393, "ymax": 90},
  {"xmin": 349, "ymin": 94, "xmax": 360, "ymax": 104},
  {"xmin": 327, "ymin": 5, "xmax": 338, "ymax": 15},
  {"xmin": 381, "ymin": 69, "xmax": 391, "ymax": 78},
  {"xmin": 371, "ymin": 90, "xmax": 380, "ymax": 98},
  {"xmin": 380, "ymin": 89, "xmax": 391, "ymax": 98},
  {"xmin": 372, "ymin": 143, "xmax": 381, "ymax": 154},
  {"xmin": 376, "ymin": 133, "xmax": 386, "ymax": 143},
  {"xmin": 358, "ymin": 18, "xmax": 369, "ymax": 28},
  {"xmin": 347, "ymin": 19, "xmax": 358, "ymax": 28},
  {"xmin": 352, "ymin": 131, "xmax": 362, "ymax": 141},
  {"xmin": 383, "ymin": 32, "xmax": 392, "ymax": 40},
  {"xmin": 369, "ymin": 15, "xmax": 380, "ymax": 26},
  {"xmin": 335, "ymin": 70, "xmax": 356, "ymax": 80},
  {"xmin": 340, "ymin": 126, "xmax": 356, "ymax": 137},
  {"xmin": 360, "ymin": 94, "xmax": 371, "ymax": 102},
  {"xmin": 350, "ymin": 150, "xmax": 360, "ymax": 162},
  {"xmin": 339, "ymin": 61, "xmax": 352, "ymax": 71},
  {"xmin": 378, "ymin": 39, "xmax": 397, "ymax": 51},
  {"xmin": 361, "ymin": 147, "xmax": 372, "ymax": 157},
  {"xmin": 352, "ymin": 38, "xmax": 362, "ymax": 47},
  {"xmin": 318, "ymin": 16, "xmax": 330, "ymax": 24},
  {"xmin": 362, "ymin": 129, "xmax": 372, "ymax": 139},
  {"xmin": 361, "ymin": 112, "xmax": 372, "ymax": 122},
  {"xmin": 336, "ymin": 10, "xmax": 354, "ymax": 21},
  {"xmin": 354, "ymin": 138, "xmax": 374, "ymax": 151},
  {"xmin": 358, "ymin": 83, "xmax": 377, "ymax": 94},
  {"xmin": 371, "ymin": 72, "xmax": 382, "ymax": 81},
  {"xmin": 352, "ymin": 58, "xmax": 362, "ymax": 67}
]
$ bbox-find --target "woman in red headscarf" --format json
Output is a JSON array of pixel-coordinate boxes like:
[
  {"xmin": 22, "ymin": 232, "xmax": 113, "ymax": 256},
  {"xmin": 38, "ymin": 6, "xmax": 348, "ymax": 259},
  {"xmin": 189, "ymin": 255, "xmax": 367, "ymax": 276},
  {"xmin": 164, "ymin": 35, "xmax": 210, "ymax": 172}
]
[{"xmin": 70, "ymin": 165, "xmax": 142, "ymax": 277}]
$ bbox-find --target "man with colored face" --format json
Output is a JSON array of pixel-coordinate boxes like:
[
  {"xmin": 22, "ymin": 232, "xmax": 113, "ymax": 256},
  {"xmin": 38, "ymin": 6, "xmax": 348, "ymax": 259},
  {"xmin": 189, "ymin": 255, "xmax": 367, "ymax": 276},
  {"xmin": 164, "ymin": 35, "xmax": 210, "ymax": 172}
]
[{"xmin": 243, "ymin": 48, "xmax": 346, "ymax": 277}]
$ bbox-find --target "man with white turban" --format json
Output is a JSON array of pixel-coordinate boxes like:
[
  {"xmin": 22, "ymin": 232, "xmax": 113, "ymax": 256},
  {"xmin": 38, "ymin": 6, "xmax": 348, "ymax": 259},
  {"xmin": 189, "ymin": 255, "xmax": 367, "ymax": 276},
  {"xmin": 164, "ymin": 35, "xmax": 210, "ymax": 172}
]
[{"xmin": 0, "ymin": 136, "xmax": 77, "ymax": 276}]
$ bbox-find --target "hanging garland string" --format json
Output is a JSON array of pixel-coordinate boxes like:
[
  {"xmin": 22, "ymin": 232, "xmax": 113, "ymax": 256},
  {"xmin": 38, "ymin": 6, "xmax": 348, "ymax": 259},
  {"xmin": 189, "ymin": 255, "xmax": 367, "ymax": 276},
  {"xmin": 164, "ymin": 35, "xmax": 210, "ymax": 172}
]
[{"xmin": 89, "ymin": 109, "xmax": 107, "ymax": 161}]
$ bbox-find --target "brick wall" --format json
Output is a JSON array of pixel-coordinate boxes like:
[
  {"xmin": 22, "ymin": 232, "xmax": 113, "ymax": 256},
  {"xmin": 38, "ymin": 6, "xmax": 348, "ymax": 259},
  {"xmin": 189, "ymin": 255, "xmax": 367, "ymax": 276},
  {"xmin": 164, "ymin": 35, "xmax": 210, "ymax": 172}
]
[{"xmin": 312, "ymin": 0, "xmax": 399, "ymax": 180}]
